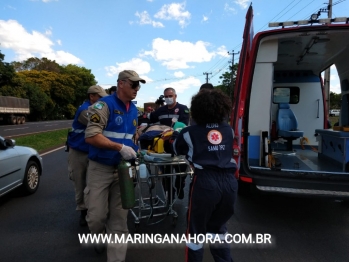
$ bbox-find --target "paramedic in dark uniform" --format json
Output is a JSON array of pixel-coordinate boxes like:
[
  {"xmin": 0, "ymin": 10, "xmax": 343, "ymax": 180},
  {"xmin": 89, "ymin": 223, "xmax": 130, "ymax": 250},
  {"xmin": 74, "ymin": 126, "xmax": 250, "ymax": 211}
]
[
  {"xmin": 150, "ymin": 87, "xmax": 189, "ymax": 126},
  {"xmin": 171, "ymin": 89, "xmax": 238, "ymax": 262},
  {"xmin": 67, "ymin": 85, "xmax": 107, "ymax": 227},
  {"xmin": 150, "ymin": 87, "xmax": 190, "ymax": 199},
  {"xmin": 84, "ymin": 70, "xmax": 145, "ymax": 261}
]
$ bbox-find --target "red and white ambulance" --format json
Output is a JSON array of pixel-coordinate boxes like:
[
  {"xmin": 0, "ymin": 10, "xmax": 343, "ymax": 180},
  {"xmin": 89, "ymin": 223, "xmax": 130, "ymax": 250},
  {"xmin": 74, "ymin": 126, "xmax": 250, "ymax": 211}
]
[{"xmin": 232, "ymin": 5, "xmax": 349, "ymax": 197}]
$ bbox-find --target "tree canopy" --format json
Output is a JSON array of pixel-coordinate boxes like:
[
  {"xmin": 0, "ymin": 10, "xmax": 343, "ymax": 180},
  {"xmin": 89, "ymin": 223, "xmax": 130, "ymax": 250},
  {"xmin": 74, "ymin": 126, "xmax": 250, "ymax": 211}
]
[{"xmin": 0, "ymin": 51, "xmax": 97, "ymax": 121}]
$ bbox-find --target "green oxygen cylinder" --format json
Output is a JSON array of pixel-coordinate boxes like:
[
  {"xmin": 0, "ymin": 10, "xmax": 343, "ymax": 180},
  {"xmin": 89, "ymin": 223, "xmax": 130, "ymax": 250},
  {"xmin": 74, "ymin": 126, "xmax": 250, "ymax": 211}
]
[{"xmin": 118, "ymin": 159, "xmax": 136, "ymax": 209}]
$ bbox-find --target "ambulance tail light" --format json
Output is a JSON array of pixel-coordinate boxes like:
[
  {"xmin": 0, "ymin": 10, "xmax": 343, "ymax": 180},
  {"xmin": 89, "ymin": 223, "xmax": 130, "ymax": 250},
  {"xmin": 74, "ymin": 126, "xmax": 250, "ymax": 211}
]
[{"xmin": 239, "ymin": 176, "xmax": 253, "ymax": 183}]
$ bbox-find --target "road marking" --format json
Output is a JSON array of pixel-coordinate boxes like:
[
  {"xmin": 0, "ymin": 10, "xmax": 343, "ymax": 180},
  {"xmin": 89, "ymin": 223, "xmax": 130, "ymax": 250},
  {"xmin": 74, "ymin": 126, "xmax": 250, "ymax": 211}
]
[
  {"xmin": 4, "ymin": 127, "xmax": 29, "ymax": 131},
  {"xmin": 40, "ymin": 146, "xmax": 65, "ymax": 156}
]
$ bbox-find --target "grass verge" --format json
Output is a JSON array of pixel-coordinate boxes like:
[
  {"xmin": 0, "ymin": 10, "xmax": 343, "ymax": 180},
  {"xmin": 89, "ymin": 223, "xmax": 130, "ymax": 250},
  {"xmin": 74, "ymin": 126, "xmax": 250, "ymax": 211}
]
[
  {"xmin": 14, "ymin": 128, "xmax": 70, "ymax": 153},
  {"xmin": 329, "ymin": 116, "xmax": 339, "ymax": 127}
]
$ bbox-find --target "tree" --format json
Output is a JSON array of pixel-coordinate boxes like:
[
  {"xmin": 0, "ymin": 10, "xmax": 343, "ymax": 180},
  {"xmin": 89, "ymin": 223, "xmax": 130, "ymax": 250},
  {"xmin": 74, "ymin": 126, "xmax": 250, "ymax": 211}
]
[
  {"xmin": 3, "ymin": 54, "xmax": 97, "ymax": 121},
  {"xmin": 11, "ymin": 57, "xmax": 61, "ymax": 73},
  {"xmin": 17, "ymin": 70, "xmax": 76, "ymax": 120},
  {"xmin": 330, "ymin": 91, "xmax": 341, "ymax": 110},
  {"xmin": 60, "ymin": 64, "xmax": 97, "ymax": 108},
  {"xmin": 215, "ymin": 63, "xmax": 238, "ymax": 102},
  {"xmin": 0, "ymin": 49, "xmax": 16, "ymax": 88},
  {"xmin": 22, "ymin": 82, "xmax": 52, "ymax": 121}
]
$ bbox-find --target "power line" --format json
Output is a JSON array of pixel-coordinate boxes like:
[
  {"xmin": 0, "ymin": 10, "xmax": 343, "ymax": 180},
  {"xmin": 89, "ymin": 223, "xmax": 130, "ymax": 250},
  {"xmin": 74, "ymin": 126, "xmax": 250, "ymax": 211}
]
[
  {"xmin": 284, "ymin": 0, "xmax": 317, "ymax": 21},
  {"xmin": 256, "ymin": 0, "xmax": 300, "ymax": 32},
  {"xmin": 209, "ymin": 62, "xmax": 230, "ymax": 80},
  {"xmin": 104, "ymin": 0, "xmax": 345, "ymax": 87}
]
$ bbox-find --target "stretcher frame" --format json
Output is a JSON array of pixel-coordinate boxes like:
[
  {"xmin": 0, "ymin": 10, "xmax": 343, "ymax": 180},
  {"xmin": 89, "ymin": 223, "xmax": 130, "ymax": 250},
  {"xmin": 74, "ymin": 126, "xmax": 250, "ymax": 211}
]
[{"xmin": 130, "ymin": 157, "xmax": 193, "ymax": 232}]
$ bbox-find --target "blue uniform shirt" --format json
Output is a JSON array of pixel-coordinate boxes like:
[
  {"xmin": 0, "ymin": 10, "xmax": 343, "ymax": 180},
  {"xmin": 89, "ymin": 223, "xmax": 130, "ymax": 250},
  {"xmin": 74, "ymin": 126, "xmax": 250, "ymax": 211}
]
[
  {"xmin": 67, "ymin": 100, "xmax": 91, "ymax": 153},
  {"xmin": 88, "ymin": 95, "xmax": 138, "ymax": 166}
]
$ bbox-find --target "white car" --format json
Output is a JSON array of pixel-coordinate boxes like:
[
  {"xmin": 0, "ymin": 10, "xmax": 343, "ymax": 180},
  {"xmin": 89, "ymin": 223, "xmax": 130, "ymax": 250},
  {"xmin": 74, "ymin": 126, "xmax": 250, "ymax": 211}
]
[
  {"xmin": 0, "ymin": 136, "xmax": 43, "ymax": 197},
  {"xmin": 329, "ymin": 109, "xmax": 340, "ymax": 117}
]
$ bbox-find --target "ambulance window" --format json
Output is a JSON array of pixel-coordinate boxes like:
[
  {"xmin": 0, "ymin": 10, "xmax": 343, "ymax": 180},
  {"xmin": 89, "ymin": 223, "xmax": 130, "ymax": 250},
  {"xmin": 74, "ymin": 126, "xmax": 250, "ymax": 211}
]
[{"xmin": 273, "ymin": 87, "xmax": 299, "ymax": 104}]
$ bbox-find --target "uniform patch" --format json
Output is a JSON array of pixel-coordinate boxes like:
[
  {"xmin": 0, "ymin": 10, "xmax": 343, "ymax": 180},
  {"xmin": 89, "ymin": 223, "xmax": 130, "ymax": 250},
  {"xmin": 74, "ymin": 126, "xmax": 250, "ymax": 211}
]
[
  {"xmin": 133, "ymin": 119, "xmax": 137, "ymax": 126},
  {"xmin": 114, "ymin": 109, "xmax": 124, "ymax": 115},
  {"xmin": 115, "ymin": 116, "xmax": 123, "ymax": 125},
  {"xmin": 93, "ymin": 102, "xmax": 105, "ymax": 110},
  {"xmin": 207, "ymin": 130, "xmax": 222, "ymax": 145},
  {"xmin": 174, "ymin": 108, "xmax": 179, "ymax": 113},
  {"xmin": 184, "ymin": 109, "xmax": 189, "ymax": 113},
  {"xmin": 90, "ymin": 113, "xmax": 101, "ymax": 123}
]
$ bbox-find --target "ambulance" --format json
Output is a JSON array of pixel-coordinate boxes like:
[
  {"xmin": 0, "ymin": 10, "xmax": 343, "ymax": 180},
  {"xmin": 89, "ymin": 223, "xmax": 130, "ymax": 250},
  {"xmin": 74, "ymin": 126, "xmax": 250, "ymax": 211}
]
[{"xmin": 232, "ymin": 5, "xmax": 349, "ymax": 197}]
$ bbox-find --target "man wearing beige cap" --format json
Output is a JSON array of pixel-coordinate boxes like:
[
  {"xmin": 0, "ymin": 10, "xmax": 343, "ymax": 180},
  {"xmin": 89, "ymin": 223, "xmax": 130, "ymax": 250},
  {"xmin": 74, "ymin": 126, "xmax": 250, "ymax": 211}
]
[
  {"xmin": 67, "ymin": 85, "xmax": 108, "ymax": 227},
  {"xmin": 84, "ymin": 70, "xmax": 145, "ymax": 261}
]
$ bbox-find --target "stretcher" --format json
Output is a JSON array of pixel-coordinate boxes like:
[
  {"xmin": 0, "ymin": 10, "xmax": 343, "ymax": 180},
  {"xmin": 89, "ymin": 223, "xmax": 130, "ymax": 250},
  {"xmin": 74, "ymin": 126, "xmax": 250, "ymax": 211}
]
[{"xmin": 130, "ymin": 154, "xmax": 193, "ymax": 232}]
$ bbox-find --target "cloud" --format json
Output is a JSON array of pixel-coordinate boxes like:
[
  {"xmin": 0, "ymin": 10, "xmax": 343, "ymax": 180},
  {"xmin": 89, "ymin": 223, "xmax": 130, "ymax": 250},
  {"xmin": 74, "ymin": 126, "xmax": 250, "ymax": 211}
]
[
  {"xmin": 56, "ymin": 39, "xmax": 62, "ymax": 45},
  {"xmin": 155, "ymin": 76, "xmax": 201, "ymax": 94},
  {"xmin": 105, "ymin": 58, "xmax": 151, "ymax": 81},
  {"xmin": 45, "ymin": 50, "xmax": 82, "ymax": 64},
  {"xmin": 135, "ymin": 11, "xmax": 164, "ymax": 28},
  {"xmin": 141, "ymin": 38, "xmax": 221, "ymax": 70},
  {"xmin": 6, "ymin": 5, "xmax": 16, "ymax": 10},
  {"xmin": 154, "ymin": 2, "xmax": 191, "ymax": 28},
  {"xmin": 202, "ymin": 15, "xmax": 209, "ymax": 22},
  {"xmin": 234, "ymin": 0, "xmax": 250, "ymax": 9},
  {"xmin": 224, "ymin": 4, "xmax": 237, "ymax": 14},
  {"xmin": 45, "ymin": 28, "xmax": 52, "ymax": 36},
  {"xmin": 0, "ymin": 19, "xmax": 82, "ymax": 64},
  {"xmin": 174, "ymin": 71, "xmax": 185, "ymax": 78},
  {"xmin": 216, "ymin": 45, "xmax": 229, "ymax": 57}
]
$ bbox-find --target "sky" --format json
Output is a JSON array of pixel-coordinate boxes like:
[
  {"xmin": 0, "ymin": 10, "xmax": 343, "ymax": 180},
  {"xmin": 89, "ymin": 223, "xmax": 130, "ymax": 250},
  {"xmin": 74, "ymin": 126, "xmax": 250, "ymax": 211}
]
[{"xmin": 1, "ymin": 0, "xmax": 348, "ymax": 108}]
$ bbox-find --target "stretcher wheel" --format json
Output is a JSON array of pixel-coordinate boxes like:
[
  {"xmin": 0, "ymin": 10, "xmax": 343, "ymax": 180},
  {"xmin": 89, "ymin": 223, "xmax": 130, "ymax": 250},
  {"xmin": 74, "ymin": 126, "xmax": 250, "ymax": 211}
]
[
  {"xmin": 135, "ymin": 223, "xmax": 140, "ymax": 233},
  {"xmin": 172, "ymin": 216, "xmax": 177, "ymax": 227}
]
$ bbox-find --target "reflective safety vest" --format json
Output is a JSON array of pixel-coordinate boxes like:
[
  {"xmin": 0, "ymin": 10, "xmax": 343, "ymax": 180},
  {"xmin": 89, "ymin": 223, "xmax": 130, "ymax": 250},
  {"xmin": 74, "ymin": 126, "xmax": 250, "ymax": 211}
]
[
  {"xmin": 67, "ymin": 100, "xmax": 90, "ymax": 153},
  {"xmin": 88, "ymin": 95, "xmax": 138, "ymax": 166}
]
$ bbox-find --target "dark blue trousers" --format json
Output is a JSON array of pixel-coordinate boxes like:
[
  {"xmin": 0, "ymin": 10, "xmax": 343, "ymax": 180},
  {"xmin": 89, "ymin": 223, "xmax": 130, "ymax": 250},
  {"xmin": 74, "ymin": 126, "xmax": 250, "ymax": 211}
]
[{"xmin": 185, "ymin": 168, "xmax": 238, "ymax": 262}]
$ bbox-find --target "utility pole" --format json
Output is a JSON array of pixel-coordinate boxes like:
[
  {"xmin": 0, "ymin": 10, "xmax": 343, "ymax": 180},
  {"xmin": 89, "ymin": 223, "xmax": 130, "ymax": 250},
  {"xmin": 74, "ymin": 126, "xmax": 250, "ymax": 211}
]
[
  {"xmin": 324, "ymin": 0, "xmax": 332, "ymax": 112},
  {"xmin": 203, "ymin": 72, "xmax": 212, "ymax": 83},
  {"xmin": 228, "ymin": 50, "xmax": 240, "ymax": 99}
]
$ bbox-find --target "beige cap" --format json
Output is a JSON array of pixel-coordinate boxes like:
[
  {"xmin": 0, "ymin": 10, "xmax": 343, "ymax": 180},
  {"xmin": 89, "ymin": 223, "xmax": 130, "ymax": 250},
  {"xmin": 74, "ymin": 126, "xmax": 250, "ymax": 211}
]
[
  {"xmin": 118, "ymin": 70, "xmax": 146, "ymax": 83},
  {"xmin": 87, "ymin": 85, "xmax": 108, "ymax": 97}
]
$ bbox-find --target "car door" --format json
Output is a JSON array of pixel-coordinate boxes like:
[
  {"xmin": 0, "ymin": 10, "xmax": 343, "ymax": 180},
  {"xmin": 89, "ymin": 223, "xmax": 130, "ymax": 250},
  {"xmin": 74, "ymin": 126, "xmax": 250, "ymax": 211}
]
[
  {"xmin": 231, "ymin": 4, "xmax": 254, "ymax": 174},
  {"xmin": 0, "ymin": 146, "xmax": 21, "ymax": 196}
]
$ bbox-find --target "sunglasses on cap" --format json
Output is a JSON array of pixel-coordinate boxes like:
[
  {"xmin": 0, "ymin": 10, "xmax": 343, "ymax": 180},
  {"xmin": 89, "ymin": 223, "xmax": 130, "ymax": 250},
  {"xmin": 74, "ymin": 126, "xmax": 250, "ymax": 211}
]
[{"xmin": 122, "ymin": 80, "xmax": 141, "ymax": 90}]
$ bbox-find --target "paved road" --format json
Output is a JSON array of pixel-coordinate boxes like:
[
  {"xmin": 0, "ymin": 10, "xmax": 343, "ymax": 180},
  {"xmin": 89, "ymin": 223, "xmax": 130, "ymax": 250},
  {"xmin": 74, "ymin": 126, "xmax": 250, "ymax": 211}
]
[
  {"xmin": 0, "ymin": 148, "xmax": 349, "ymax": 261},
  {"xmin": 0, "ymin": 120, "xmax": 73, "ymax": 138}
]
